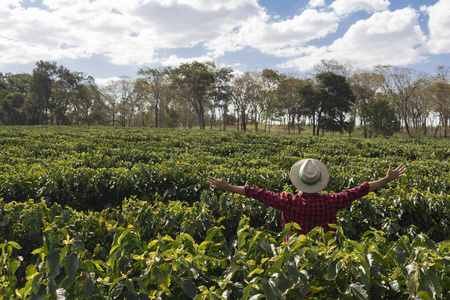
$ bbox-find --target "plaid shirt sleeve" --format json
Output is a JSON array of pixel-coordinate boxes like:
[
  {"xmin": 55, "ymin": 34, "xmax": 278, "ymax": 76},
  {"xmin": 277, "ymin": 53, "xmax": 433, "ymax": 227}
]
[
  {"xmin": 244, "ymin": 186, "xmax": 290, "ymax": 210},
  {"xmin": 328, "ymin": 182, "xmax": 370, "ymax": 211}
]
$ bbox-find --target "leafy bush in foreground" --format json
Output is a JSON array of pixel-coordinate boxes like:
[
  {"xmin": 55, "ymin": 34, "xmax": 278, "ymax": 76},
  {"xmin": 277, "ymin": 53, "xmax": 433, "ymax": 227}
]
[{"xmin": 1, "ymin": 198, "xmax": 450, "ymax": 299}]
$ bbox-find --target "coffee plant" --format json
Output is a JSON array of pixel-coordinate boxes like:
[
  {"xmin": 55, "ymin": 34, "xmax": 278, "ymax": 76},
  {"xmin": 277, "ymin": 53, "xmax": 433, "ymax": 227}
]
[{"xmin": 0, "ymin": 126, "xmax": 449, "ymax": 299}]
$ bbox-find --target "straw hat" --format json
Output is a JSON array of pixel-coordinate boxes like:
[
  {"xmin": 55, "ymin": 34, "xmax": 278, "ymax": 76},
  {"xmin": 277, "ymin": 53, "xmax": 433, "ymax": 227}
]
[{"xmin": 290, "ymin": 159, "xmax": 329, "ymax": 193}]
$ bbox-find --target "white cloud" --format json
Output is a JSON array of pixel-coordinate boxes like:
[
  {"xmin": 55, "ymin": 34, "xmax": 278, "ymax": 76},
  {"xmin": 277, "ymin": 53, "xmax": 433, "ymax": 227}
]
[
  {"xmin": 0, "ymin": 0, "xmax": 447, "ymax": 75},
  {"xmin": 278, "ymin": 7, "xmax": 427, "ymax": 71},
  {"xmin": 160, "ymin": 54, "xmax": 214, "ymax": 67},
  {"xmin": 330, "ymin": 0, "xmax": 390, "ymax": 16},
  {"xmin": 206, "ymin": 9, "xmax": 339, "ymax": 58},
  {"xmin": 0, "ymin": 0, "xmax": 341, "ymax": 68},
  {"xmin": 1, "ymin": 0, "xmax": 20, "ymax": 7},
  {"xmin": 0, "ymin": 0, "xmax": 263, "ymax": 66},
  {"xmin": 425, "ymin": 0, "xmax": 450, "ymax": 54},
  {"xmin": 309, "ymin": 0, "xmax": 325, "ymax": 8}
]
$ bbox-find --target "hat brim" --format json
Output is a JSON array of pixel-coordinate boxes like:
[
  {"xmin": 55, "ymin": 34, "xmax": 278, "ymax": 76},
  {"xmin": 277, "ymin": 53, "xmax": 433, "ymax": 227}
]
[{"xmin": 290, "ymin": 159, "xmax": 329, "ymax": 193}]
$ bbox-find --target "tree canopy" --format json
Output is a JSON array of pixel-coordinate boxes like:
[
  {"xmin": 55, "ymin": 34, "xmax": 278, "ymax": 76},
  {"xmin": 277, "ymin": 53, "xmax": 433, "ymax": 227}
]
[{"xmin": 0, "ymin": 60, "xmax": 448, "ymax": 138}]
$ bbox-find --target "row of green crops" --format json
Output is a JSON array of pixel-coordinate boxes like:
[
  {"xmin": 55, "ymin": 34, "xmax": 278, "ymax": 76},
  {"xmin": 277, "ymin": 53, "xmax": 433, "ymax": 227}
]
[
  {"xmin": 2, "ymin": 196, "xmax": 450, "ymax": 299},
  {"xmin": 0, "ymin": 126, "xmax": 449, "ymax": 299}
]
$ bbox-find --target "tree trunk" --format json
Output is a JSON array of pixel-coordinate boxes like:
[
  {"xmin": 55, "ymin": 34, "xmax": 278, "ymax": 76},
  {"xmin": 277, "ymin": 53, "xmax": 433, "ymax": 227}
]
[
  {"xmin": 222, "ymin": 111, "xmax": 226, "ymax": 131},
  {"xmin": 154, "ymin": 103, "xmax": 159, "ymax": 128},
  {"xmin": 404, "ymin": 116, "xmax": 410, "ymax": 134}
]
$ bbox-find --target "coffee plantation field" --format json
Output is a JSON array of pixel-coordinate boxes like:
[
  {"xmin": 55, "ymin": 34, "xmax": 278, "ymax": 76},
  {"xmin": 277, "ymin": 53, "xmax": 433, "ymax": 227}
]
[{"xmin": 0, "ymin": 126, "xmax": 449, "ymax": 299}]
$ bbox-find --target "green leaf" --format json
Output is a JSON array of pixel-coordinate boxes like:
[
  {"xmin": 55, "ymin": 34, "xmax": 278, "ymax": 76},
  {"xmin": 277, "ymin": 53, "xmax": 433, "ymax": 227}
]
[
  {"xmin": 248, "ymin": 268, "xmax": 264, "ymax": 277},
  {"xmin": 181, "ymin": 278, "xmax": 197, "ymax": 298},
  {"xmin": 25, "ymin": 264, "xmax": 37, "ymax": 278},
  {"xmin": 306, "ymin": 227, "xmax": 322, "ymax": 238},
  {"xmin": 93, "ymin": 260, "xmax": 105, "ymax": 272},
  {"xmin": 162, "ymin": 236, "xmax": 174, "ymax": 242},
  {"xmin": 261, "ymin": 278, "xmax": 277, "ymax": 300},
  {"xmin": 148, "ymin": 239, "xmax": 160, "ymax": 249},
  {"xmin": 125, "ymin": 278, "xmax": 136, "ymax": 295},
  {"xmin": 117, "ymin": 229, "xmax": 133, "ymax": 245},
  {"xmin": 31, "ymin": 273, "xmax": 43, "ymax": 295},
  {"xmin": 219, "ymin": 266, "xmax": 236, "ymax": 288},
  {"xmin": 198, "ymin": 241, "xmax": 212, "ymax": 250},
  {"xmin": 238, "ymin": 232, "xmax": 249, "ymax": 248},
  {"xmin": 204, "ymin": 226, "xmax": 221, "ymax": 241},
  {"xmin": 31, "ymin": 248, "xmax": 42, "ymax": 255},
  {"xmin": 277, "ymin": 274, "xmax": 294, "ymax": 293},
  {"xmin": 242, "ymin": 281, "xmax": 261, "ymax": 300},
  {"xmin": 59, "ymin": 245, "xmax": 69, "ymax": 264},
  {"xmin": 157, "ymin": 272, "xmax": 171, "ymax": 290},
  {"xmin": 47, "ymin": 250, "xmax": 62, "ymax": 278},
  {"xmin": 183, "ymin": 233, "xmax": 195, "ymax": 243},
  {"xmin": 260, "ymin": 241, "xmax": 272, "ymax": 253},
  {"xmin": 109, "ymin": 277, "xmax": 123, "ymax": 294},
  {"xmin": 327, "ymin": 260, "xmax": 338, "ymax": 280},
  {"xmin": 30, "ymin": 284, "xmax": 46, "ymax": 300},
  {"xmin": 328, "ymin": 223, "xmax": 338, "ymax": 229},
  {"xmin": 350, "ymin": 283, "xmax": 368, "ymax": 300},
  {"xmin": 416, "ymin": 291, "xmax": 434, "ymax": 300},
  {"xmin": 70, "ymin": 239, "xmax": 85, "ymax": 253},
  {"xmin": 64, "ymin": 253, "xmax": 79, "ymax": 279},
  {"xmin": 9, "ymin": 258, "xmax": 20, "ymax": 275},
  {"xmin": 286, "ymin": 263, "xmax": 300, "ymax": 282},
  {"xmin": 7, "ymin": 241, "xmax": 22, "ymax": 250},
  {"xmin": 299, "ymin": 270, "xmax": 310, "ymax": 288},
  {"xmin": 60, "ymin": 228, "xmax": 69, "ymax": 239},
  {"xmin": 393, "ymin": 247, "xmax": 407, "ymax": 265}
]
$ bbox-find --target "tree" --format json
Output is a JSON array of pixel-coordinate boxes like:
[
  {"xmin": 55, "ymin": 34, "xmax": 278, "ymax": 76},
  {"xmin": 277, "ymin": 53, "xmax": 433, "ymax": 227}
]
[
  {"xmin": 261, "ymin": 69, "xmax": 281, "ymax": 133},
  {"xmin": 247, "ymin": 72, "xmax": 264, "ymax": 132},
  {"xmin": 132, "ymin": 78, "xmax": 150, "ymax": 127},
  {"xmin": 375, "ymin": 65, "xmax": 428, "ymax": 135},
  {"xmin": 275, "ymin": 75, "xmax": 306, "ymax": 134},
  {"xmin": 25, "ymin": 61, "xmax": 95, "ymax": 125},
  {"xmin": 428, "ymin": 66, "xmax": 450, "ymax": 138},
  {"xmin": 230, "ymin": 72, "xmax": 257, "ymax": 131},
  {"xmin": 26, "ymin": 61, "xmax": 59, "ymax": 124},
  {"xmin": 102, "ymin": 77, "xmax": 136, "ymax": 127},
  {"xmin": 366, "ymin": 98, "xmax": 400, "ymax": 137},
  {"xmin": 137, "ymin": 67, "xmax": 171, "ymax": 128},
  {"xmin": 314, "ymin": 59, "xmax": 354, "ymax": 78},
  {"xmin": 171, "ymin": 61, "xmax": 215, "ymax": 130},
  {"xmin": 83, "ymin": 80, "xmax": 107, "ymax": 126},
  {"xmin": 350, "ymin": 70, "xmax": 384, "ymax": 137},
  {"xmin": 409, "ymin": 77, "xmax": 432, "ymax": 135},
  {"xmin": 210, "ymin": 66, "xmax": 234, "ymax": 131},
  {"xmin": 314, "ymin": 72, "xmax": 356, "ymax": 135},
  {"xmin": 0, "ymin": 73, "xmax": 31, "ymax": 125},
  {"xmin": 299, "ymin": 81, "xmax": 320, "ymax": 135}
]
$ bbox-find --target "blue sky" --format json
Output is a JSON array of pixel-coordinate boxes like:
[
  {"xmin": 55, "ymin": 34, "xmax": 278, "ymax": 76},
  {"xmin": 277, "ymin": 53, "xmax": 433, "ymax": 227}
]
[{"xmin": 1, "ymin": 0, "xmax": 449, "ymax": 82}]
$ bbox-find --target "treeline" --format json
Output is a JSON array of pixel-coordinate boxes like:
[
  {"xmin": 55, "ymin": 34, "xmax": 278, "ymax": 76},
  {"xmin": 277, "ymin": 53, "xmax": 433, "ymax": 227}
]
[{"xmin": 0, "ymin": 60, "xmax": 449, "ymax": 137}]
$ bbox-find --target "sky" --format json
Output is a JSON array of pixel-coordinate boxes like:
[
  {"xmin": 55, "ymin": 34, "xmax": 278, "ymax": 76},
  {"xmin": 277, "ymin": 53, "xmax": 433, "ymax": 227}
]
[{"xmin": 0, "ymin": 0, "xmax": 449, "ymax": 83}]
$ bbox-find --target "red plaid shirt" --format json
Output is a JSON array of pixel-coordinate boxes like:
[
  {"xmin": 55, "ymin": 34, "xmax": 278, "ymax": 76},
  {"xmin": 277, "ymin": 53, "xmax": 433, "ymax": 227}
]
[{"xmin": 244, "ymin": 183, "xmax": 370, "ymax": 236}]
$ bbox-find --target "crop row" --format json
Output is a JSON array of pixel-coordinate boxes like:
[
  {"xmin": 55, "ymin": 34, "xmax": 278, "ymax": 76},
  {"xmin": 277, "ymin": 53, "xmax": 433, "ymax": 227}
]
[
  {"xmin": 0, "ymin": 127, "xmax": 449, "ymax": 210},
  {"xmin": 1, "ymin": 195, "xmax": 450, "ymax": 299}
]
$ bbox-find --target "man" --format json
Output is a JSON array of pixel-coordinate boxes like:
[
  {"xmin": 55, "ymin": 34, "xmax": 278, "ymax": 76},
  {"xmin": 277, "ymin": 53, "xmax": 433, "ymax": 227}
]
[{"xmin": 207, "ymin": 159, "xmax": 406, "ymax": 237}]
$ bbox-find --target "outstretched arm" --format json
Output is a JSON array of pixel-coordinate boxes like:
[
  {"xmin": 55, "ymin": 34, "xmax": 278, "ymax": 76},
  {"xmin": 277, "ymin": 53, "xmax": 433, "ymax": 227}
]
[
  {"xmin": 368, "ymin": 163, "xmax": 406, "ymax": 192},
  {"xmin": 207, "ymin": 173, "xmax": 246, "ymax": 195}
]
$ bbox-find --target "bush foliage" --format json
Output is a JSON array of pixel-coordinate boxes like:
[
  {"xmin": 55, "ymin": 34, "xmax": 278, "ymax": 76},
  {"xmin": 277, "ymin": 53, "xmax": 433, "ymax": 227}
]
[{"xmin": 0, "ymin": 126, "xmax": 449, "ymax": 299}]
